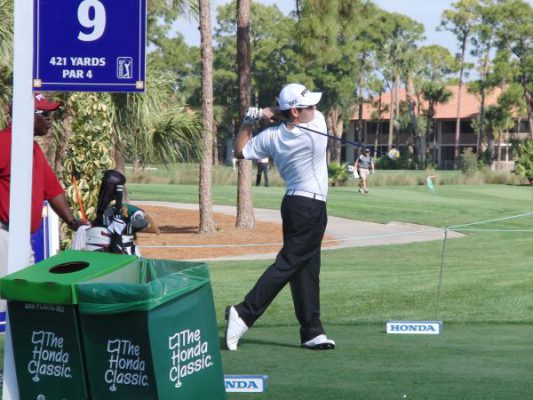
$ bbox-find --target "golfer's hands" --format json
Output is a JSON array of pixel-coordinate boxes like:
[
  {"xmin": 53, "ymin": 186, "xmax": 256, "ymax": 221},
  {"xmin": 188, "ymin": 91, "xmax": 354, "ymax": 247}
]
[
  {"xmin": 244, "ymin": 107, "xmax": 263, "ymax": 124},
  {"xmin": 261, "ymin": 107, "xmax": 279, "ymax": 122}
]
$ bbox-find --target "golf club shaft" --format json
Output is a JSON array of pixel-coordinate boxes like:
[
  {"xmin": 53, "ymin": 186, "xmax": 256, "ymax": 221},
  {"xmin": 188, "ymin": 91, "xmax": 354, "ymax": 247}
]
[{"xmin": 289, "ymin": 122, "xmax": 391, "ymax": 158}]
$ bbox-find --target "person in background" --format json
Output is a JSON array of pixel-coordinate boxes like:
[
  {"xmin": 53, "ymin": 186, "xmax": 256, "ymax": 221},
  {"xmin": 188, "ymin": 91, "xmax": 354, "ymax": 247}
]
[
  {"xmin": 0, "ymin": 93, "xmax": 86, "ymax": 275},
  {"xmin": 225, "ymin": 83, "xmax": 335, "ymax": 352},
  {"xmin": 256, "ymin": 157, "xmax": 270, "ymax": 187},
  {"xmin": 354, "ymin": 148, "xmax": 375, "ymax": 193}
]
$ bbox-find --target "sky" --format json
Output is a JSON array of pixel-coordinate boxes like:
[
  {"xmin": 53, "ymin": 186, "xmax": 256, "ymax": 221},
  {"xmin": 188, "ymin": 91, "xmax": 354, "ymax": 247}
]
[{"xmin": 173, "ymin": 0, "xmax": 460, "ymax": 55}]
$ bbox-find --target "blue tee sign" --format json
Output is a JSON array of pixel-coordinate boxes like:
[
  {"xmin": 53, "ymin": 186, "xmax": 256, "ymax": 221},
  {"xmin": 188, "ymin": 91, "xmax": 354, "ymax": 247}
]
[{"xmin": 33, "ymin": 0, "xmax": 146, "ymax": 92}]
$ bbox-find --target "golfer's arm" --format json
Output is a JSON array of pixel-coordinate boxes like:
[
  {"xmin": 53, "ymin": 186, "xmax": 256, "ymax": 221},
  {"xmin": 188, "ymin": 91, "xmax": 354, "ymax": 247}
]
[
  {"xmin": 234, "ymin": 106, "xmax": 279, "ymax": 159},
  {"xmin": 234, "ymin": 123, "xmax": 253, "ymax": 159}
]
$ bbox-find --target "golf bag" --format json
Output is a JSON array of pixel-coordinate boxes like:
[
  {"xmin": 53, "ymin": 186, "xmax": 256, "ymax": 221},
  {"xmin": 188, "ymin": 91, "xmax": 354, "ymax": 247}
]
[{"xmin": 86, "ymin": 170, "xmax": 149, "ymax": 255}]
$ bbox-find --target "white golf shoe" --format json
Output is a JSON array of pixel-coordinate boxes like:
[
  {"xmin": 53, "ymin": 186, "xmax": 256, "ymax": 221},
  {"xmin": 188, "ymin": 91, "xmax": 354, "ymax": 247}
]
[
  {"xmin": 301, "ymin": 334, "xmax": 336, "ymax": 350},
  {"xmin": 225, "ymin": 306, "xmax": 248, "ymax": 351}
]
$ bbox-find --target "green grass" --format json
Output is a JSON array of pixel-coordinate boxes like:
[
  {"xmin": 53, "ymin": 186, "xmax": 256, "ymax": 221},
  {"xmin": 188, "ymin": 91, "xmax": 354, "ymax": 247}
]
[
  {"xmin": 3, "ymin": 182, "xmax": 533, "ymax": 399},
  {"xmin": 221, "ymin": 324, "xmax": 533, "ymax": 400},
  {"xmin": 125, "ymin": 163, "xmax": 527, "ymax": 187},
  {"xmin": 129, "ymin": 182, "xmax": 533, "ymax": 227},
  {"xmin": 131, "ymin": 182, "xmax": 533, "ymax": 399}
]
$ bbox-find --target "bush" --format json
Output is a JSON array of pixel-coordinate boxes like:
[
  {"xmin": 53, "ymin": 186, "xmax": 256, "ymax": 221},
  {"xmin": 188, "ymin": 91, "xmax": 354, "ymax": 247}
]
[
  {"xmin": 514, "ymin": 140, "xmax": 533, "ymax": 183},
  {"xmin": 328, "ymin": 162, "xmax": 350, "ymax": 186},
  {"xmin": 460, "ymin": 148, "xmax": 479, "ymax": 176}
]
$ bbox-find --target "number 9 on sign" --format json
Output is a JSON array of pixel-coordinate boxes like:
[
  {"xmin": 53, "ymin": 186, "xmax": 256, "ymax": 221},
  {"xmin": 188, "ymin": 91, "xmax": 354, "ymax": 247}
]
[{"xmin": 78, "ymin": 0, "xmax": 106, "ymax": 42}]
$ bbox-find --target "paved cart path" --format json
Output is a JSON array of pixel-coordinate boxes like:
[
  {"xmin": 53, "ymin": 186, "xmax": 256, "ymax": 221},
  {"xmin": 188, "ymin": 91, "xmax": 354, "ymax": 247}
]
[{"xmin": 134, "ymin": 201, "xmax": 462, "ymax": 262}]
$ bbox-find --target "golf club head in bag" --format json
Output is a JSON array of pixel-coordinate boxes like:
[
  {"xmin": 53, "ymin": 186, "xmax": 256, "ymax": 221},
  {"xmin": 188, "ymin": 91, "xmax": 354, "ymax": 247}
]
[
  {"xmin": 90, "ymin": 170, "xmax": 149, "ymax": 255},
  {"xmin": 95, "ymin": 170, "xmax": 126, "ymax": 226}
]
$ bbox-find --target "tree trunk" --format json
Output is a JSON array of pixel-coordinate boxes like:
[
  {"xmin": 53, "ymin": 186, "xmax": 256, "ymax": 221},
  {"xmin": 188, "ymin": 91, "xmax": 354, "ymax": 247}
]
[
  {"xmin": 236, "ymin": 0, "xmax": 255, "ymax": 229},
  {"xmin": 394, "ymin": 73, "xmax": 401, "ymax": 139},
  {"xmin": 198, "ymin": 0, "xmax": 215, "ymax": 233},
  {"xmin": 477, "ymin": 45, "xmax": 490, "ymax": 153},
  {"xmin": 132, "ymin": 159, "xmax": 141, "ymax": 174},
  {"xmin": 335, "ymin": 117, "xmax": 343, "ymax": 161},
  {"xmin": 113, "ymin": 147, "xmax": 125, "ymax": 177},
  {"xmin": 454, "ymin": 40, "xmax": 467, "ymax": 169},
  {"xmin": 478, "ymin": 89, "xmax": 485, "ymax": 153},
  {"xmin": 405, "ymin": 77, "xmax": 418, "ymax": 163},
  {"xmin": 387, "ymin": 79, "xmax": 395, "ymax": 150},
  {"xmin": 424, "ymin": 114, "xmax": 431, "ymax": 169},
  {"xmin": 496, "ymin": 129, "xmax": 502, "ymax": 165},
  {"xmin": 529, "ymin": 114, "xmax": 533, "ymax": 141},
  {"xmin": 326, "ymin": 109, "xmax": 343, "ymax": 163},
  {"xmin": 212, "ymin": 126, "xmax": 219, "ymax": 166},
  {"xmin": 526, "ymin": 93, "xmax": 533, "ymax": 140},
  {"xmin": 356, "ymin": 55, "xmax": 366, "ymax": 144},
  {"xmin": 375, "ymin": 91, "xmax": 383, "ymax": 156}
]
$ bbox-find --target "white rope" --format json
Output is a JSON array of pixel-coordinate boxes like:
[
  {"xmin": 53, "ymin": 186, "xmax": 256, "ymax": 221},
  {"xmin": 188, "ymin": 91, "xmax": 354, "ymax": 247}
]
[
  {"xmin": 448, "ymin": 211, "xmax": 533, "ymax": 229},
  {"xmin": 452, "ymin": 228, "xmax": 533, "ymax": 232}
]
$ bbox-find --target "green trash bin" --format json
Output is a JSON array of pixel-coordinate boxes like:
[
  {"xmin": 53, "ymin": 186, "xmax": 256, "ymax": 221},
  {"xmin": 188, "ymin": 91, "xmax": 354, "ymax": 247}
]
[
  {"xmin": 75, "ymin": 258, "xmax": 227, "ymax": 400},
  {"xmin": 0, "ymin": 250, "xmax": 139, "ymax": 400}
]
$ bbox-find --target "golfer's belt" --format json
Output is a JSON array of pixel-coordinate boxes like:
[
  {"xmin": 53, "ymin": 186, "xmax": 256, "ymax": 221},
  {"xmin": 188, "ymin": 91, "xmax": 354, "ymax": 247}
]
[
  {"xmin": 0, "ymin": 221, "xmax": 8, "ymax": 232},
  {"xmin": 285, "ymin": 190, "xmax": 326, "ymax": 202}
]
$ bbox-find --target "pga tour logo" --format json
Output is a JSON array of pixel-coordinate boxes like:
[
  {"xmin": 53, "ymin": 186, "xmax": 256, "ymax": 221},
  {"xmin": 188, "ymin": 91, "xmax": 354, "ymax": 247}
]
[
  {"xmin": 224, "ymin": 375, "xmax": 268, "ymax": 393},
  {"xmin": 117, "ymin": 57, "xmax": 133, "ymax": 79},
  {"xmin": 386, "ymin": 321, "xmax": 443, "ymax": 335}
]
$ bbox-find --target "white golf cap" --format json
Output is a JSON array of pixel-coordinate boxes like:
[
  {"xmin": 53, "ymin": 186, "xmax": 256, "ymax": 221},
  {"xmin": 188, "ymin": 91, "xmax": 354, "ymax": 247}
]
[{"xmin": 278, "ymin": 83, "xmax": 322, "ymax": 110}]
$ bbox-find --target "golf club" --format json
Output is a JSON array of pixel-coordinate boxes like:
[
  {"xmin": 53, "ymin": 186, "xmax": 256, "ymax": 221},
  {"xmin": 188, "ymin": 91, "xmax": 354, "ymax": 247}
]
[{"xmin": 284, "ymin": 121, "xmax": 400, "ymax": 160}]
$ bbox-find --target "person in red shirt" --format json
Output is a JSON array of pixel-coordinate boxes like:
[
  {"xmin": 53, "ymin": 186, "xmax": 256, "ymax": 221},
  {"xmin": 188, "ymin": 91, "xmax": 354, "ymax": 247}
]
[{"xmin": 0, "ymin": 93, "xmax": 85, "ymax": 274}]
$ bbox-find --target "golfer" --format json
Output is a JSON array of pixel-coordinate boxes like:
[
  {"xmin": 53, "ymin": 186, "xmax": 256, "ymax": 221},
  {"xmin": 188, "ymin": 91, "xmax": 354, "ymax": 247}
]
[
  {"xmin": 355, "ymin": 148, "xmax": 374, "ymax": 193},
  {"xmin": 225, "ymin": 83, "xmax": 335, "ymax": 351}
]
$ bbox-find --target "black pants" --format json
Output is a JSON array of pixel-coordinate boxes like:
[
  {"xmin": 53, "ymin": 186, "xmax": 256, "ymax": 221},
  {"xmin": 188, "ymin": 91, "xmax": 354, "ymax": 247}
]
[
  {"xmin": 256, "ymin": 163, "xmax": 269, "ymax": 186},
  {"xmin": 236, "ymin": 195, "xmax": 328, "ymax": 343}
]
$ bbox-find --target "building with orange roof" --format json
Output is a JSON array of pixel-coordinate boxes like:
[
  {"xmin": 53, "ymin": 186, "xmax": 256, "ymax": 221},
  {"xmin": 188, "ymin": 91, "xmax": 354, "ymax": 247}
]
[{"xmin": 344, "ymin": 85, "xmax": 530, "ymax": 169}]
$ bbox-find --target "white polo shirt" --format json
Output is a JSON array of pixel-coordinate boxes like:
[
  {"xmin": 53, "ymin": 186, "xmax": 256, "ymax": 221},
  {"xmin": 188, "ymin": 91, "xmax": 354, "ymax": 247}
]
[{"xmin": 242, "ymin": 111, "xmax": 329, "ymax": 198}]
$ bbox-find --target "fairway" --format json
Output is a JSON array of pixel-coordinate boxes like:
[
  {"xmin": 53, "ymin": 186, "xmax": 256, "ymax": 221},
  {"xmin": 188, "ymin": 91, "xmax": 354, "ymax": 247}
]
[
  {"xmin": 182, "ymin": 183, "xmax": 533, "ymax": 399},
  {"xmin": 2, "ymin": 183, "xmax": 533, "ymax": 399},
  {"xmin": 221, "ymin": 324, "xmax": 533, "ymax": 400}
]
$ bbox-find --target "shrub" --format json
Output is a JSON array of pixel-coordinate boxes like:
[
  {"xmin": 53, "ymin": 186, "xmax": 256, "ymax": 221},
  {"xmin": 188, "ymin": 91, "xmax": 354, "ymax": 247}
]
[
  {"xmin": 460, "ymin": 148, "xmax": 479, "ymax": 176},
  {"xmin": 328, "ymin": 162, "xmax": 350, "ymax": 186},
  {"xmin": 514, "ymin": 140, "xmax": 533, "ymax": 183}
]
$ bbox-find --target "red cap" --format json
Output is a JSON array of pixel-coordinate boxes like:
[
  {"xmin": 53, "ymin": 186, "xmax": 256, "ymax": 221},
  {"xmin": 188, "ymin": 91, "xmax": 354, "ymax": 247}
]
[{"xmin": 34, "ymin": 92, "xmax": 60, "ymax": 111}]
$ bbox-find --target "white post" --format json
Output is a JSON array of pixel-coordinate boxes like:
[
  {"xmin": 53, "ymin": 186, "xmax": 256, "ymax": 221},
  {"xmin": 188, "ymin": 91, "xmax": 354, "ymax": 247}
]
[
  {"xmin": 3, "ymin": 0, "xmax": 34, "ymax": 398},
  {"xmin": 47, "ymin": 204, "xmax": 61, "ymax": 257}
]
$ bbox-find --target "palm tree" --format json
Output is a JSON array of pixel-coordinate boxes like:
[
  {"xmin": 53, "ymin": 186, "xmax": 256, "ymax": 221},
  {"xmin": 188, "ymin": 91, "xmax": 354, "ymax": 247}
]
[
  {"xmin": 422, "ymin": 82, "xmax": 452, "ymax": 168},
  {"xmin": 484, "ymin": 104, "xmax": 513, "ymax": 168},
  {"xmin": 198, "ymin": 0, "xmax": 216, "ymax": 233},
  {"xmin": 440, "ymin": 0, "xmax": 479, "ymax": 168},
  {"xmin": 236, "ymin": 0, "xmax": 255, "ymax": 229},
  {"xmin": 107, "ymin": 70, "xmax": 203, "ymax": 175},
  {"xmin": 379, "ymin": 12, "xmax": 424, "ymax": 150}
]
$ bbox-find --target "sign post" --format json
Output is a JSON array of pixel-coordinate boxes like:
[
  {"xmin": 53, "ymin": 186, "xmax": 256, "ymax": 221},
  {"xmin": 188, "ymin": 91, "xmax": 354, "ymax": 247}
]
[{"xmin": 33, "ymin": 0, "xmax": 146, "ymax": 92}]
